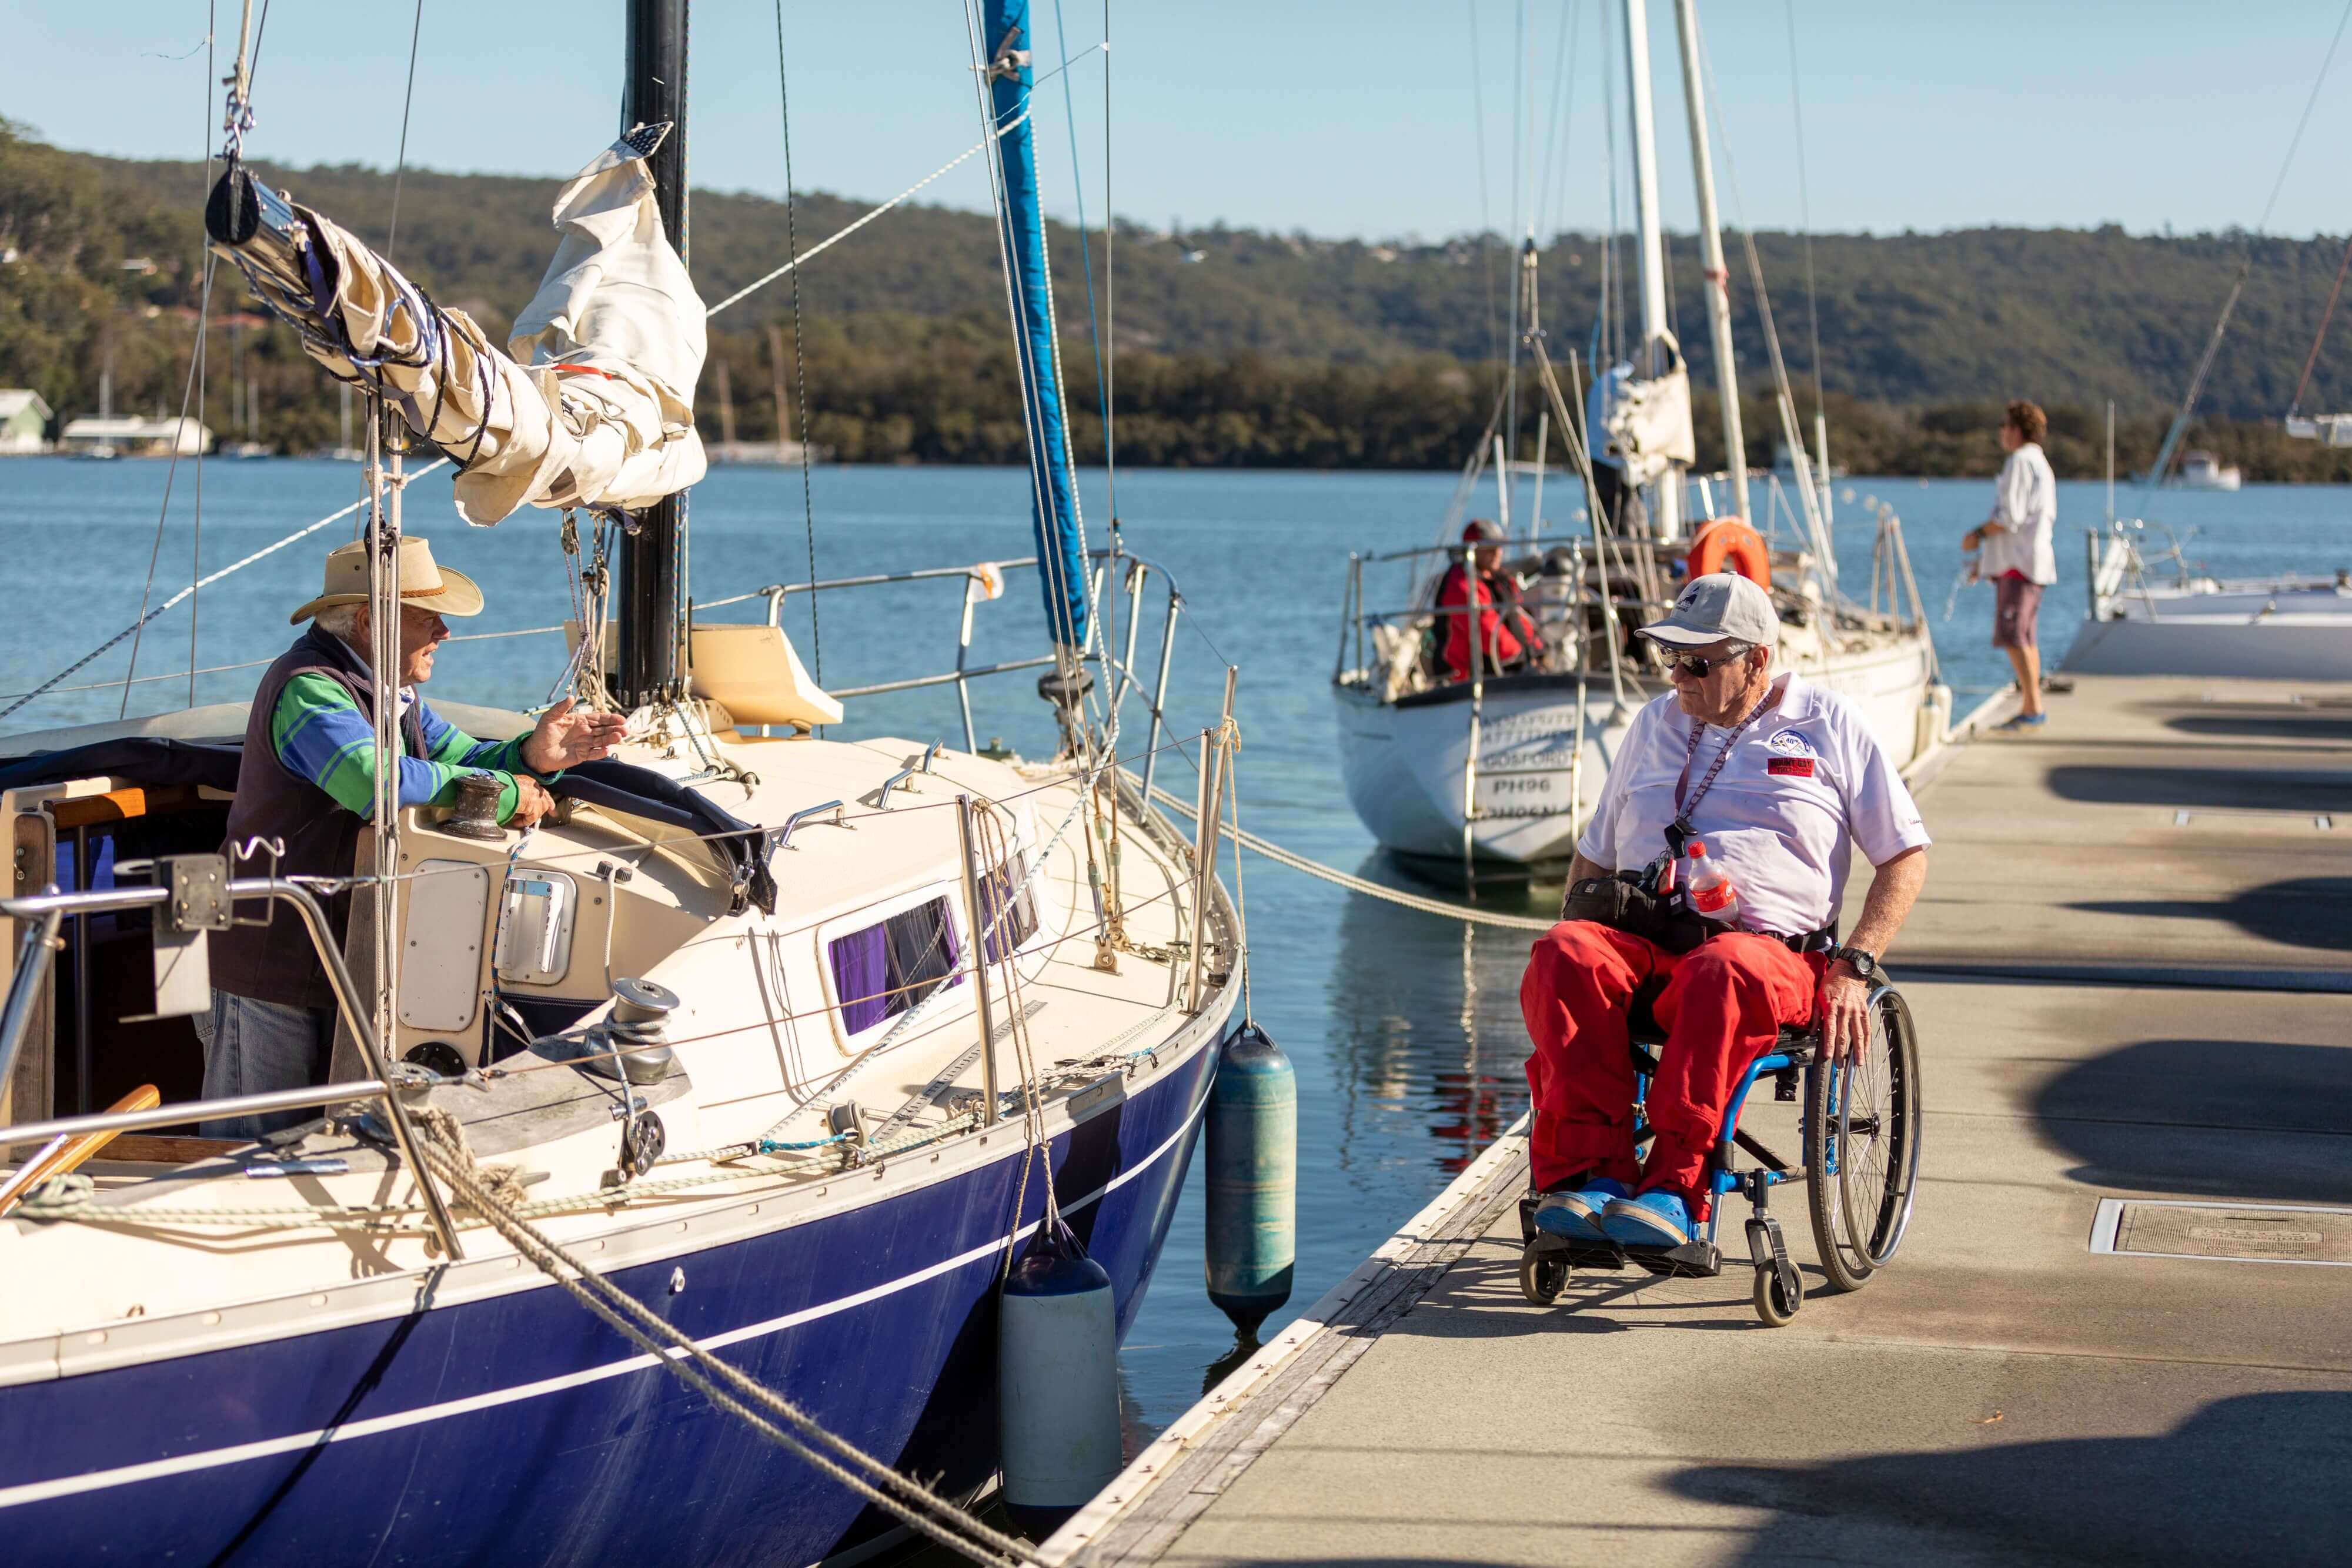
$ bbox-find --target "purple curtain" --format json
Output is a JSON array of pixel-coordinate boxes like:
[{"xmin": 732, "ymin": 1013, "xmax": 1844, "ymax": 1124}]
[
  {"xmin": 828, "ymin": 926, "xmax": 890, "ymax": 1035},
  {"xmin": 833, "ymin": 897, "xmax": 965, "ymax": 1037},
  {"xmin": 887, "ymin": 897, "xmax": 962, "ymax": 1007},
  {"xmin": 978, "ymin": 857, "xmax": 1031, "ymax": 963}
]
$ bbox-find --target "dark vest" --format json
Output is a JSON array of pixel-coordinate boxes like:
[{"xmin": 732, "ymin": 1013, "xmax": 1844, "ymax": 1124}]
[{"xmin": 212, "ymin": 626, "xmax": 426, "ymax": 1009}]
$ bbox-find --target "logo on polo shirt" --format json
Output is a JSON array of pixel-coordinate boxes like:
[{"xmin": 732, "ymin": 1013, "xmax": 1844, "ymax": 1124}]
[{"xmin": 1765, "ymin": 727, "xmax": 1818, "ymax": 778}]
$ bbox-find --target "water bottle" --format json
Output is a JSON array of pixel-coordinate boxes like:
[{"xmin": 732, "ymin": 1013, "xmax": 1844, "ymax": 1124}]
[{"xmin": 1685, "ymin": 838, "xmax": 1740, "ymax": 925}]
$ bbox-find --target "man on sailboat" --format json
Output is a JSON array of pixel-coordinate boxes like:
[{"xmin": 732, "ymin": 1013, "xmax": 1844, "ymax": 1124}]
[
  {"xmin": 1518, "ymin": 574, "xmax": 1930, "ymax": 1249},
  {"xmin": 1435, "ymin": 519, "xmax": 1539, "ymax": 682},
  {"xmin": 1964, "ymin": 400, "xmax": 2058, "ymax": 730},
  {"xmin": 195, "ymin": 536, "xmax": 627, "ymax": 1138}
]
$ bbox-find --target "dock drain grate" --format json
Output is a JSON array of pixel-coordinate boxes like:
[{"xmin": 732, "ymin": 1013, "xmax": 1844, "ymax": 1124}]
[{"xmin": 2090, "ymin": 1199, "xmax": 2352, "ymax": 1267}]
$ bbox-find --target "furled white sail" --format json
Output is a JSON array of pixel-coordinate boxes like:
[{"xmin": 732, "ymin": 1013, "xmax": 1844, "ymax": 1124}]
[
  {"xmin": 205, "ymin": 128, "xmax": 705, "ymax": 524},
  {"xmin": 1592, "ymin": 334, "xmax": 1696, "ymax": 487}
]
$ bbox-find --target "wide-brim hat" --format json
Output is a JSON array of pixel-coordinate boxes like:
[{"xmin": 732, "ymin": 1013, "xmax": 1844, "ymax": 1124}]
[{"xmin": 289, "ymin": 536, "xmax": 486, "ymax": 625}]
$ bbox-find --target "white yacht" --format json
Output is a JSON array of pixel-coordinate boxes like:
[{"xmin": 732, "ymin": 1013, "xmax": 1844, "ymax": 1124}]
[
  {"xmin": 1329, "ymin": 0, "xmax": 1945, "ymax": 882},
  {"xmin": 2173, "ymin": 450, "xmax": 2243, "ymax": 491},
  {"xmin": 2064, "ymin": 520, "xmax": 2352, "ymax": 680}
]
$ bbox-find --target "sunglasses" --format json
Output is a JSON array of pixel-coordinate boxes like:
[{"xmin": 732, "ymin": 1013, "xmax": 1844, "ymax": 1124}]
[{"xmin": 1667, "ymin": 647, "xmax": 1749, "ymax": 678}]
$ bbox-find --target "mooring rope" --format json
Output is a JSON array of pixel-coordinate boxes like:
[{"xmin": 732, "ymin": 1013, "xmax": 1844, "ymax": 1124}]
[
  {"xmin": 1143, "ymin": 781, "xmax": 1555, "ymax": 934},
  {"xmin": 406, "ymin": 1114, "xmax": 1041, "ymax": 1565}
]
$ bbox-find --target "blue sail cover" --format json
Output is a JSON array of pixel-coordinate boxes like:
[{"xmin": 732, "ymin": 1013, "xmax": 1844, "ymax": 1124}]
[{"xmin": 984, "ymin": 0, "xmax": 1090, "ymax": 653}]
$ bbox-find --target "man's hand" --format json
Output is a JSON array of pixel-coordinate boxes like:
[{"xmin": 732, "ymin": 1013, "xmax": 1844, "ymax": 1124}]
[
  {"xmin": 509, "ymin": 775, "xmax": 557, "ymax": 830},
  {"xmin": 522, "ymin": 697, "xmax": 629, "ymax": 774},
  {"xmin": 1819, "ymin": 960, "xmax": 1872, "ymax": 1059}
]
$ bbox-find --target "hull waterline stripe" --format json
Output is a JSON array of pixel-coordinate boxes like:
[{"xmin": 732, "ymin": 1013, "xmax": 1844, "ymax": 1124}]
[{"xmin": 0, "ymin": 1074, "xmax": 1212, "ymax": 1513}]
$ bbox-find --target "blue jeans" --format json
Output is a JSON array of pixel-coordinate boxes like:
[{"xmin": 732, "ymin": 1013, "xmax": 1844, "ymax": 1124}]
[{"xmin": 192, "ymin": 992, "xmax": 335, "ymax": 1141}]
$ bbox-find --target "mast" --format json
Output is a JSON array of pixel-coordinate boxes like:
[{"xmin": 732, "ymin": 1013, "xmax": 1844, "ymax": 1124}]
[
  {"xmin": 979, "ymin": 0, "xmax": 1091, "ymax": 668},
  {"xmin": 1672, "ymin": 0, "xmax": 1747, "ymax": 524},
  {"xmin": 1620, "ymin": 0, "xmax": 1680, "ymax": 537},
  {"xmin": 619, "ymin": 0, "xmax": 690, "ymax": 708}
]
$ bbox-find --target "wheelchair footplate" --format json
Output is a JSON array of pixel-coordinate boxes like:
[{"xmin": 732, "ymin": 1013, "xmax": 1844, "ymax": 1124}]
[{"xmin": 1518, "ymin": 1195, "xmax": 1725, "ymax": 1290}]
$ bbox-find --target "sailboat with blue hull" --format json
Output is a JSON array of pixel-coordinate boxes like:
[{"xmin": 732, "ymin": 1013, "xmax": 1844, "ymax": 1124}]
[{"xmin": 0, "ymin": 4, "xmax": 1234, "ymax": 1563}]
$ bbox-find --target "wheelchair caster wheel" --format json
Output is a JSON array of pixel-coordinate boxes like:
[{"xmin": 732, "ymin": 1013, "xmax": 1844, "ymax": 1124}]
[
  {"xmin": 1519, "ymin": 1241, "xmax": 1569, "ymax": 1305},
  {"xmin": 1752, "ymin": 1265, "xmax": 1801, "ymax": 1326}
]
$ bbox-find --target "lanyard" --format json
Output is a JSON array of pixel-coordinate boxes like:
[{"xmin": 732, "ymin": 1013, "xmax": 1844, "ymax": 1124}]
[{"xmin": 1671, "ymin": 692, "xmax": 1772, "ymax": 828}]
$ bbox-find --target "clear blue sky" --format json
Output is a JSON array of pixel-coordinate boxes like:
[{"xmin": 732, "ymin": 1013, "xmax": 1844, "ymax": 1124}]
[{"xmin": 8, "ymin": 1, "xmax": 2351, "ymax": 242}]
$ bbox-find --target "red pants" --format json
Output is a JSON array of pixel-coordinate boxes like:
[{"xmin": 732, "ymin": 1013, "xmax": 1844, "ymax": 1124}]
[{"xmin": 1520, "ymin": 921, "xmax": 1824, "ymax": 1207}]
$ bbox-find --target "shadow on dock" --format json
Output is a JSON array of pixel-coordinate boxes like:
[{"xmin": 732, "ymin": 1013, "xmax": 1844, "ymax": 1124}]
[
  {"xmin": 2033, "ymin": 1035, "xmax": 2352, "ymax": 1204},
  {"xmin": 1667, "ymin": 1391, "xmax": 2352, "ymax": 1567}
]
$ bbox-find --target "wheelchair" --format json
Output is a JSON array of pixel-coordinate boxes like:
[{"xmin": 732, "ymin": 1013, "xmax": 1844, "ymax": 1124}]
[{"xmin": 1516, "ymin": 981, "xmax": 1922, "ymax": 1326}]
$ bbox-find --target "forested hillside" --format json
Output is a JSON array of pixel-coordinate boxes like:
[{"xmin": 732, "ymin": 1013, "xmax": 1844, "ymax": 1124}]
[{"xmin": 9, "ymin": 124, "xmax": 2352, "ymax": 479}]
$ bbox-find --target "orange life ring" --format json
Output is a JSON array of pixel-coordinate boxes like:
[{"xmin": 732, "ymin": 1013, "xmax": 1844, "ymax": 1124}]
[{"xmin": 1686, "ymin": 517, "xmax": 1772, "ymax": 588}]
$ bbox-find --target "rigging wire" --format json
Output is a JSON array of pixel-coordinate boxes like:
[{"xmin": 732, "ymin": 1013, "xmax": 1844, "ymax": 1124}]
[
  {"xmin": 2287, "ymin": 231, "xmax": 2352, "ymax": 417},
  {"xmin": 1784, "ymin": 0, "xmax": 1826, "ymax": 425},
  {"xmin": 1049, "ymin": 0, "xmax": 1113, "ymax": 484},
  {"xmin": 699, "ymin": 42, "xmax": 1103, "ymax": 322},
  {"xmin": 2146, "ymin": 0, "xmax": 2352, "ymax": 486},
  {"xmin": 121, "ymin": 15, "xmax": 235, "ymax": 716},
  {"xmin": 959, "ymin": 0, "xmax": 1104, "ymax": 721},
  {"xmin": 1533, "ymin": 0, "xmax": 1577, "ymax": 246},
  {"xmin": 1468, "ymin": 3, "xmax": 1501, "ymax": 377},
  {"xmin": 385, "ymin": 0, "xmax": 426, "ymax": 262},
  {"xmin": 1101, "ymin": 0, "xmax": 1115, "ymax": 523},
  {"xmin": 772, "ymin": 0, "xmax": 822, "ymax": 683},
  {"xmin": 189, "ymin": 2, "xmax": 218, "ymax": 710},
  {"xmin": 1693, "ymin": 26, "xmax": 1835, "ymax": 568},
  {"xmin": 1505, "ymin": 0, "xmax": 1526, "ymax": 461},
  {"xmin": 1598, "ymin": 0, "xmax": 1622, "ymax": 372}
]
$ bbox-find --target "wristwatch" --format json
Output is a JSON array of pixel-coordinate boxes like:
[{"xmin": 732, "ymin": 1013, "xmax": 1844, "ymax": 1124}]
[{"xmin": 1829, "ymin": 944, "xmax": 1880, "ymax": 981}]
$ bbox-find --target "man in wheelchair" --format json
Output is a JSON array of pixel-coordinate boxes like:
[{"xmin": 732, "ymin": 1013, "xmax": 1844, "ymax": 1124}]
[{"xmin": 1521, "ymin": 573, "xmax": 1930, "ymax": 1252}]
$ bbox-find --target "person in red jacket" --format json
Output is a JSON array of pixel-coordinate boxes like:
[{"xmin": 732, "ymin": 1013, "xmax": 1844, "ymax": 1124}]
[{"xmin": 1436, "ymin": 519, "xmax": 1538, "ymax": 682}]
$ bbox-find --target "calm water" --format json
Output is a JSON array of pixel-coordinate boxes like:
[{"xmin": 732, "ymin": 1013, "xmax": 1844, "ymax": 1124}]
[{"xmin": 1, "ymin": 455, "xmax": 2345, "ymax": 1442}]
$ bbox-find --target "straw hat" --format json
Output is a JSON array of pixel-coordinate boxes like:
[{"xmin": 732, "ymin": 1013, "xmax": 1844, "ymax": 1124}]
[{"xmin": 289, "ymin": 537, "xmax": 486, "ymax": 625}]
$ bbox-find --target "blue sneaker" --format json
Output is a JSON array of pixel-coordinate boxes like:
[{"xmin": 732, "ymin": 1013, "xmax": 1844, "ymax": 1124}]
[
  {"xmin": 1532, "ymin": 1179, "xmax": 1630, "ymax": 1241},
  {"xmin": 1601, "ymin": 1189, "xmax": 1697, "ymax": 1249},
  {"xmin": 1994, "ymin": 712, "xmax": 2047, "ymax": 733}
]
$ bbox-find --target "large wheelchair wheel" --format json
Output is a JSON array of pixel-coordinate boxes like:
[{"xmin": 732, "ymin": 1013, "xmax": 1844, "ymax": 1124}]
[{"xmin": 1805, "ymin": 986, "xmax": 1923, "ymax": 1291}]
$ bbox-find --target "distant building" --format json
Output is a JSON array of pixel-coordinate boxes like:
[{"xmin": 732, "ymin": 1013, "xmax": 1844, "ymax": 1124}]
[
  {"xmin": 59, "ymin": 416, "xmax": 213, "ymax": 457},
  {"xmin": 0, "ymin": 390, "xmax": 52, "ymax": 454}
]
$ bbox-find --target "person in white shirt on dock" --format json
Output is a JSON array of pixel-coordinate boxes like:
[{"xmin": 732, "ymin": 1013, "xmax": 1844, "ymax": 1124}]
[
  {"xmin": 1963, "ymin": 399, "xmax": 2059, "ymax": 730},
  {"xmin": 1519, "ymin": 574, "xmax": 1931, "ymax": 1249}
]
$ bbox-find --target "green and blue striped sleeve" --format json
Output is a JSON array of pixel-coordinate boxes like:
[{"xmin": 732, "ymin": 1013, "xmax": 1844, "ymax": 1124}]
[{"xmin": 270, "ymin": 674, "xmax": 522, "ymax": 822}]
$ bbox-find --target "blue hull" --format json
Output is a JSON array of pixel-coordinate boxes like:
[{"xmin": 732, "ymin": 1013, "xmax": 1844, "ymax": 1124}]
[{"xmin": 0, "ymin": 1037, "xmax": 1219, "ymax": 1566}]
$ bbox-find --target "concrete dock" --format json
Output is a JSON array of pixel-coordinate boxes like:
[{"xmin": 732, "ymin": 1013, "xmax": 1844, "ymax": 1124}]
[{"xmin": 1046, "ymin": 675, "xmax": 2352, "ymax": 1567}]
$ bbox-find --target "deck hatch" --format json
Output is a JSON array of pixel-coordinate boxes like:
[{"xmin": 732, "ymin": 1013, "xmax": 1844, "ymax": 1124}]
[{"xmin": 2089, "ymin": 1198, "xmax": 2352, "ymax": 1266}]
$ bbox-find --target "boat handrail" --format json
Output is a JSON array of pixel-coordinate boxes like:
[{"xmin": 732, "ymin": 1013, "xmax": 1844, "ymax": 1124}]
[
  {"xmin": 692, "ymin": 547, "xmax": 1192, "ymax": 801},
  {"xmin": 0, "ymin": 875, "xmax": 465, "ymax": 1257},
  {"xmin": 874, "ymin": 741, "xmax": 946, "ymax": 808}
]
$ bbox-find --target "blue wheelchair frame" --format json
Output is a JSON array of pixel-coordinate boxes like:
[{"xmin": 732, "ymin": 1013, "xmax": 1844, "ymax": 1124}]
[{"xmin": 1517, "ymin": 981, "xmax": 1914, "ymax": 1324}]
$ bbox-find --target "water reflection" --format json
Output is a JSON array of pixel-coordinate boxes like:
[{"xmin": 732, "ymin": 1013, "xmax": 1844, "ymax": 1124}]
[{"xmin": 1325, "ymin": 857, "xmax": 1539, "ymax": 1178}]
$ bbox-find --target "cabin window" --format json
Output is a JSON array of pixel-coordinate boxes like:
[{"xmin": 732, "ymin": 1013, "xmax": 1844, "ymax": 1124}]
[
  {"xmin": 828, "ymin": 894, "xmax": 963, "ymax": 1037},
  {"xmin": 977, "ymin": 851, "xmax": 1038, "ymax": 963}
]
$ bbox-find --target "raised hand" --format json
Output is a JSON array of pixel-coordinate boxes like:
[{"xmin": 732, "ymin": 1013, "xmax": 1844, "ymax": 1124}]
[{"xmin": 522, "ymin": 697, "xmax": 630, "ymax": 774}]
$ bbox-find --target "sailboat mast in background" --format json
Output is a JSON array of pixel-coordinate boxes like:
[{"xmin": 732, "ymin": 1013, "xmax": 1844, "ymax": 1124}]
[
  {"xmin": 1619, "ymin": 0, "xmax": 1680, "ymax": 540},
  {"xmin": 1672, "ymin": 0, "xmax": 1747, "ymax": 525}
]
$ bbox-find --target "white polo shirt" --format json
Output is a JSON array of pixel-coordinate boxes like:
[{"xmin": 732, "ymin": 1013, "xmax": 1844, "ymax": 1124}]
[{"xmin": 1577, "ymin": 672, "xmax": 1930, "ymax": 937}]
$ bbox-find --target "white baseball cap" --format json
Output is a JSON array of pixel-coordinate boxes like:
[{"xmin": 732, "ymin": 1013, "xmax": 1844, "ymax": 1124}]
[{"xmin": 1636, "ymin": 572, "xmax": 1781, "ymax": 650}]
